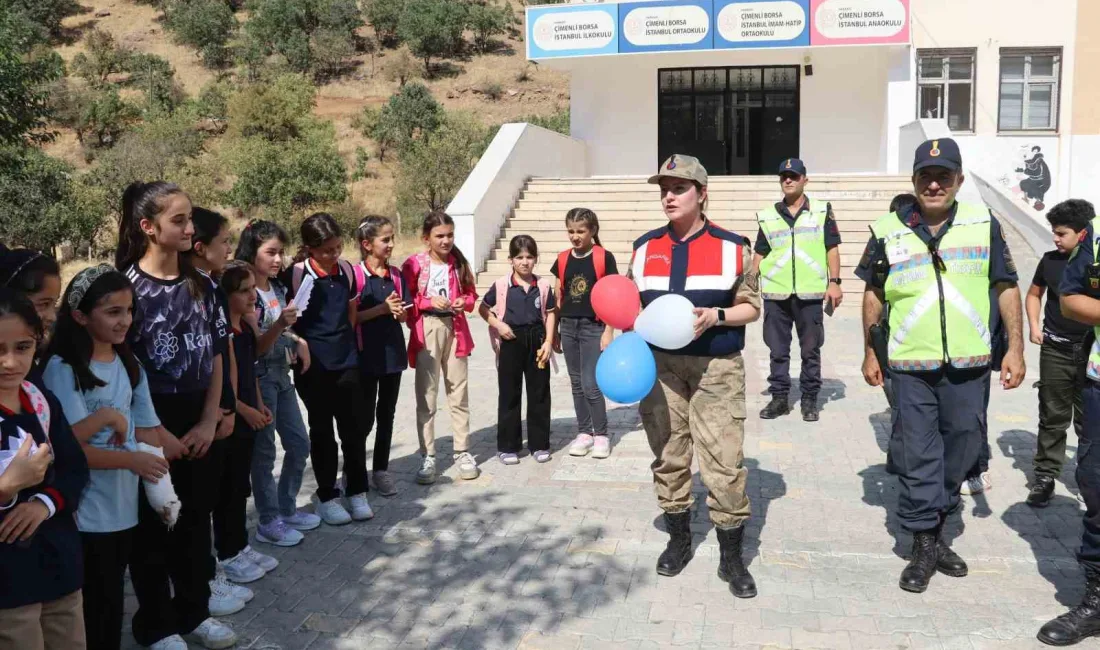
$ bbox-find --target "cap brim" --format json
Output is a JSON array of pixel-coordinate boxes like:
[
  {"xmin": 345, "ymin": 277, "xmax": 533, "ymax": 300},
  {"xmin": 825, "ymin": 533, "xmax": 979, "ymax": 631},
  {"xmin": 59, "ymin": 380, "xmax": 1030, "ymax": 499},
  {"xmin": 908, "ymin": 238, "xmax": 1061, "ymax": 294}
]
[{"xmin": 913, "ymin": 159, "xmax": 961, "ymax": 172}]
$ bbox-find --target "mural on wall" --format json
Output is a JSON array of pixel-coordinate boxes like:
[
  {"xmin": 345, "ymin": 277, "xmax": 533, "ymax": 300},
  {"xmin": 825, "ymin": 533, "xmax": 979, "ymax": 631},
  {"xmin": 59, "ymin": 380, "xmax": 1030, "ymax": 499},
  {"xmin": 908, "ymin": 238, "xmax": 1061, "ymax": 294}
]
[{"xmin": 999, "ymin": 145, "xmax": 1052, "ymax": 211}]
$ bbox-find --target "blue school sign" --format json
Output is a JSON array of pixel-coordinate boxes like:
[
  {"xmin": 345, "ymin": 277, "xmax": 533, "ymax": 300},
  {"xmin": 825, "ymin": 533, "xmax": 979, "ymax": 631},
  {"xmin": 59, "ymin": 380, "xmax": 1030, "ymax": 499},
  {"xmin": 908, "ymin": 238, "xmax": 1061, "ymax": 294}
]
[
  {"xmin": 619, "ymin": 0, "xmax": 714, "ymax": 54},
  {"xmin": 713, "ymin": 0, "xmax": 810, "ymax": 49},
  {"xmin": 526, "ymin": 3, "xmax": 620, "ymax": 60}
]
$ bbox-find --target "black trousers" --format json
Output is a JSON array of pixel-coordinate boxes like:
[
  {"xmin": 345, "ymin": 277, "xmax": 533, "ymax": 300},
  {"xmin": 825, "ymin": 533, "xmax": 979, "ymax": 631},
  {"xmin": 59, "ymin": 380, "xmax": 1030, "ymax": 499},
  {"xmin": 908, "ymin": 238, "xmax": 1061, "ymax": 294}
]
[
  {"xmin": 763, "ymin": 298, "xmax": 824, "ymax": 397},
  {"xmin": 295, "ymin": 366, "xmax": 367, "ymax": 501},
  {"xmin": 497, "ymin": 324, "xmax": 551, "ymax": 454},
  {"xmin": 213, "ymin": 427, "xmax": 256, "ymax": 560},
  {"xmin": 890, "ymin": 368, "xmax": 988, "ymax": 532},
  {"xmin": 81, "ymin": 528, "xmax": 133, "ymax": 650},
  {"xmin": 361, "ymin": 373, "xmax": 401, "ymax": 473},
  {"xmin": 130, "ymin": 391, "xmax": 224, "ymax": 645},
  {"xmin": 1079, "ymin": 381, "xmax": 1100, "ymax": 573}
]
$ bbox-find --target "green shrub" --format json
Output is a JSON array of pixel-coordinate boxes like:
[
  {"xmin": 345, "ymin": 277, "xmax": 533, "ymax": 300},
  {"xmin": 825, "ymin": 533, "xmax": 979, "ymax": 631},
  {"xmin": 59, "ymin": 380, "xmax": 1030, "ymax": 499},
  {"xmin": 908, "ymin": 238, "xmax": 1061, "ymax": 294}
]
[
  {"xmin": 397, "ymin": 0, "xmax": 467, "ymax": 74},
  {"xmin": 164, "ymin": 0, "xmax": 237, "ymax": 68}
]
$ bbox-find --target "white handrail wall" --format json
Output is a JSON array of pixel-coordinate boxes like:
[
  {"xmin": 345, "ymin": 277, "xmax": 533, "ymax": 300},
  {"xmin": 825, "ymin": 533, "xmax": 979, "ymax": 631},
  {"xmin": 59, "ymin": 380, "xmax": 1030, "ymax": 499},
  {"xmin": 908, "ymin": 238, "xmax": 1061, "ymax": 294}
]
[{"xmin": 447, "ymin": 123, "xmax": 588, "ymax": 276}]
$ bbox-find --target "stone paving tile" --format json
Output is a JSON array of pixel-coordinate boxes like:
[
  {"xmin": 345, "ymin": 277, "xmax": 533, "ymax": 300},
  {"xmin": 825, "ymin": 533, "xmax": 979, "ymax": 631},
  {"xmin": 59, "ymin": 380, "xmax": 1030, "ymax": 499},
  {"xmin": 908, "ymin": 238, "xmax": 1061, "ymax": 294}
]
[{"xmin": 113, "ymin": 220, "xmax": 1077, "ymax": 648}]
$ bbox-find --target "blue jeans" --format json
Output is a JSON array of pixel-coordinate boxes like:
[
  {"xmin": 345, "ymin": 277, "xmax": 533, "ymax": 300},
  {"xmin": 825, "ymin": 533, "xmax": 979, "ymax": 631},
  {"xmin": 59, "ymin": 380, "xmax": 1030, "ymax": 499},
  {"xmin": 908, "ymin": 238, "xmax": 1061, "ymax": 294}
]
[{"xmin": 251, "ymin": 363, "xmax": 311, "ymax": 524}]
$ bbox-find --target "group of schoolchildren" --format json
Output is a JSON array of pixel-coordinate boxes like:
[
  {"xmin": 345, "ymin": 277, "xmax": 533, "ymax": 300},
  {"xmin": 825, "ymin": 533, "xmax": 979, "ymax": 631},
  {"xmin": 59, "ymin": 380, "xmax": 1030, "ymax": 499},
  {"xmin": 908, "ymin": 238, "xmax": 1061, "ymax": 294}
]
[{"xmin": 0, "ymin": 180, "xmax": 619, "ymax": 650}]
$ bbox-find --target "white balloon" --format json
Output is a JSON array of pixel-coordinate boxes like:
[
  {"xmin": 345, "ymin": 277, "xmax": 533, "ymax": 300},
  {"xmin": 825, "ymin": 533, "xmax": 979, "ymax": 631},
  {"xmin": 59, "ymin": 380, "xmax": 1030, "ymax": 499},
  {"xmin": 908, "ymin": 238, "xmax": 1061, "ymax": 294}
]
[{"xmin": 634, "ymin": 294, "xmax": 696, "ymax": 350}]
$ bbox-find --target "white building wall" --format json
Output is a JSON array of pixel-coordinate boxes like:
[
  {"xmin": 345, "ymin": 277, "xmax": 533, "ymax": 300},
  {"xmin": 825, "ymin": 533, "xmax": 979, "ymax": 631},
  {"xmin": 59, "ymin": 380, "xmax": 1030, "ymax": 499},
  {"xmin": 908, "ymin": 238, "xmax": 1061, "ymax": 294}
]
[{"xmin": 569, "ymin": 45, "xmax": 898, "ymax": 176}]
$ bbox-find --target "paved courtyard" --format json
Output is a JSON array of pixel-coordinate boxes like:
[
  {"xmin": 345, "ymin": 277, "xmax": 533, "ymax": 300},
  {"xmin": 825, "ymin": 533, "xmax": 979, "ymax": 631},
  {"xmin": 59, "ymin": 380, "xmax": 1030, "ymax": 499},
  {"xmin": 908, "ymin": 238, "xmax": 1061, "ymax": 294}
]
[{"xmin": 122, "ymin": 220, "xmax": 1090, "ymax": 649}]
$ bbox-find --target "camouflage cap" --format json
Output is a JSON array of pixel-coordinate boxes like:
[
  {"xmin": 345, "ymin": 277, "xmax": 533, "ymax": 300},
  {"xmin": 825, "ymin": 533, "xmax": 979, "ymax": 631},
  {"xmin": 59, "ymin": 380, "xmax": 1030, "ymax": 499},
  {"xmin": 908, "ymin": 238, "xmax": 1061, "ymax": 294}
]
[{"xmin": 648, "ymin": 154, "xmax": 708, "ymax": 186}]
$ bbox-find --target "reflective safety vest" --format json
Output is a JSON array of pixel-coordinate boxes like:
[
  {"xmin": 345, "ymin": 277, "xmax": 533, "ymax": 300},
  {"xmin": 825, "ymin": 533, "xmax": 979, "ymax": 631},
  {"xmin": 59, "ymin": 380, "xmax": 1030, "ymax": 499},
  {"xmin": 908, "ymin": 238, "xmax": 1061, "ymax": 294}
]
[
  {"xmin": 871, "ymin": 202, "xmax": 992, "ymax": 372},
  {"xmin": 757, "ymin": 199, "xmax": 829, "ymax": 300},
  {"xmin": 1086, "ymin": 216, "xmax": 1100, "ymax": 381}
]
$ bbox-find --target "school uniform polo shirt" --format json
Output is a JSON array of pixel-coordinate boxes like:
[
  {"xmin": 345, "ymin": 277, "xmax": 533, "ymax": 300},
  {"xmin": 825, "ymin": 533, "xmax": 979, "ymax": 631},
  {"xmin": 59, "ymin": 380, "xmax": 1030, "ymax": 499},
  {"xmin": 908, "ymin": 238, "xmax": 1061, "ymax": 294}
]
[
  {"xmin": 482, "ymin": 276, "xmax": 557, "ymax": 327},
  {"xmin": 631, "ymin": 219, "xmax": 756, "ymax": 356},
  {"xmin": 356, "ymin": 264, "xmax": 408, "ymax": 377}
]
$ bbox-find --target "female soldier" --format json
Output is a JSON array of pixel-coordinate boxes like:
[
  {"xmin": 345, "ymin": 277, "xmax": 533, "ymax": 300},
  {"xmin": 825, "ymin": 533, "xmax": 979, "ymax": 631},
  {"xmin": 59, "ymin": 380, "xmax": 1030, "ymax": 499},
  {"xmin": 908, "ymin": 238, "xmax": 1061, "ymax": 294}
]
[{"xmin": 630, "ymin": 154, "xmax": 762, "ymax": 599}]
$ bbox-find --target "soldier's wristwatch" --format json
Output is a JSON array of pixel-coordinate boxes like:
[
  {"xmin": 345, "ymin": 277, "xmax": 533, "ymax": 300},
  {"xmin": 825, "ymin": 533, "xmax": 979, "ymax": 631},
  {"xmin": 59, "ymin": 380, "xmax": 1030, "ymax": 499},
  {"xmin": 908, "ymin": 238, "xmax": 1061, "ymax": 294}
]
[{"xmin": 829, "ymin": 278, "xmax": 842, "ymax": 285}]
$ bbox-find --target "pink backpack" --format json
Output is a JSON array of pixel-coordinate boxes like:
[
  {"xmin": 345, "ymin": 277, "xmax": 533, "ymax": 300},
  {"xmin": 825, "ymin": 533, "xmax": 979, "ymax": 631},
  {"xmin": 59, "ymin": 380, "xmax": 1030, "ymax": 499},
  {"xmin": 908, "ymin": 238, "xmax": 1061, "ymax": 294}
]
[
  {"xmin": 488, "ymin": 275, "xmax": 551, "ymax": 355},
  {"xmin": 352, "ymin": 261, "xmax": 404, "ymax": 352}
]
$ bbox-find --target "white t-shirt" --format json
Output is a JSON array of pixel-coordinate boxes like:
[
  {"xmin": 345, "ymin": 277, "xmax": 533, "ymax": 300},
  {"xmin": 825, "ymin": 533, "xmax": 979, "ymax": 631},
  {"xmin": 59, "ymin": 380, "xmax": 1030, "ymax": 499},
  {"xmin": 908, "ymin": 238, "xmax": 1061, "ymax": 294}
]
[
  {"xmin": 427, "ymin": 263, "xmax": 449, "ymax": 300},
  {"xmin": 257, "ymin": 285, "xmax": 282, "ymax": 331}
]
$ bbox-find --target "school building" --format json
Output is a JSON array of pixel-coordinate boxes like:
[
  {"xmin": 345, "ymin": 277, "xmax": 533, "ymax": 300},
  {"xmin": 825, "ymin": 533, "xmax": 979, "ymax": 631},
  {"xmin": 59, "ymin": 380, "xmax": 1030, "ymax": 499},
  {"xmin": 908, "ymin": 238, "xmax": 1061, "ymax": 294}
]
[{"xmin": 449, "ymin": 0, "xmax": 1100, "ymax": 292}]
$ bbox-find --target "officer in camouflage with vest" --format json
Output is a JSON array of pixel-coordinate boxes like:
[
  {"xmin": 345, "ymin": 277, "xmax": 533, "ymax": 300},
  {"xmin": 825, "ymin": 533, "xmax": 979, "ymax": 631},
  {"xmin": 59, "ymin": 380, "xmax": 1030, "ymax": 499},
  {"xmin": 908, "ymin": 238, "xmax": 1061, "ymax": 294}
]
[
  {"xmin": 857, "ymin": 138, "xmax": 1026, "ymax": 594},
  {"xmin": 755, "ymin": 158, "xmax": 844, "ymax": 422}
]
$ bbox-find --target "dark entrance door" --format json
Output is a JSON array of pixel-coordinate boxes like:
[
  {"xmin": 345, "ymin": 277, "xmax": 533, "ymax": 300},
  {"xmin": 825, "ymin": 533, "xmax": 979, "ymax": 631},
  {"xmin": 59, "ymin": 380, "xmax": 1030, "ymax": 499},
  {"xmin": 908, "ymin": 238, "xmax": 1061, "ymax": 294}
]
[{"xmin": 658, "ymin": 66, "xmax": 800, "ymax": 175}]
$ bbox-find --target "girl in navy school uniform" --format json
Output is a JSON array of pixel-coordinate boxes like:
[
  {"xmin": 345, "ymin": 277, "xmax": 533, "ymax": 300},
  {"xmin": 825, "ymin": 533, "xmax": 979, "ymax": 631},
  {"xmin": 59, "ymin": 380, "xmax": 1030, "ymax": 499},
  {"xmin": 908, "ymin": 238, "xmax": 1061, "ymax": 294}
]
[
  {"xmin": 42, "ymin": 265, "xmax": 171, "ymax": 650},
  {"xmin": 0, "ymin": 287, "xmax": 89, "ymax": 650},
  {"xmin": 0, "ymin": 246, "xmax": 63, "ymax": 384},
  {"xmin": 115, "ymin": 181, "xmax": 237, "ymax": 650},
  {"xmin": 478, "ymin": 235, "xmax": 557, "ymax": 465},
  {"xmin": 352, "ymin": 216, "xmax": 407, "ymax": 497},
  {"xmin": 288, "ymin": 213, "xmax": 371, "ymax": 525},
  {"xmin": 234, "ymin": 221, "xmax": 319, "ymax": 546}
]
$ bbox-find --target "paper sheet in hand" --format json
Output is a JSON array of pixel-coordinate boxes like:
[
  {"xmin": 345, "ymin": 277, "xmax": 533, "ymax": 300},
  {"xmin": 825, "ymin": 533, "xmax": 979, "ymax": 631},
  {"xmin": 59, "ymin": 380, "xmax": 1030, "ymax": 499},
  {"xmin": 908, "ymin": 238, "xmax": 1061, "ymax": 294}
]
[
  {"xmin": 292, "ymin": 275, "xmax": 315, "ymax": 312},
  {"xmin": 0, "ymin": 428, "xmax": 41, "ymax": 478}
]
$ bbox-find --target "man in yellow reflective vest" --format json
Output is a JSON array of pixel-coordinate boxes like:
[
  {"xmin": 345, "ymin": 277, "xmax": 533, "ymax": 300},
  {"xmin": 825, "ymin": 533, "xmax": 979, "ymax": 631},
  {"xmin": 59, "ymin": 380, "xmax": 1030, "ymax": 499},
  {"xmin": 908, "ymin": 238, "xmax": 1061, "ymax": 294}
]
[
  {"xmin": 857, "ymin": 138, "xmax": 1026, "ymax": 593},
  {"xmin": 754, "ymin": 159, "xmax": 843, "ymax": 422}
]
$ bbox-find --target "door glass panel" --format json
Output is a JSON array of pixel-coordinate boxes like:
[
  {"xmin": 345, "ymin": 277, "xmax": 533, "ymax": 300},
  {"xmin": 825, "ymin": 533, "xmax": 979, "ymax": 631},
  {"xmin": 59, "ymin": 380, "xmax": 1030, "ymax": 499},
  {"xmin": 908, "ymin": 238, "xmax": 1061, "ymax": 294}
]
[
  {"xmin": 660, "ymin": 70, "xmax": 692, "ymax": 93},
  {"xmin": 696, "ymin": 95, "xmax": 724, "ymax": 142},
  {"xmin": 693, "ymin": 69, "xmax": 725, "ymax": 92}
]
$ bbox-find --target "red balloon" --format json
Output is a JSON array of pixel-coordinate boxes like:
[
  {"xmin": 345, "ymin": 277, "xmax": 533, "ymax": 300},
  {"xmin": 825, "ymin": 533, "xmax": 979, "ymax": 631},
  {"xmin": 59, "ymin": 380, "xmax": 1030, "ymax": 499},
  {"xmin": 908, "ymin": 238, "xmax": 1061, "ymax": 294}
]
[{"xmin": 591, "ymin": 275, "xmax": 641, "ymax": 330}]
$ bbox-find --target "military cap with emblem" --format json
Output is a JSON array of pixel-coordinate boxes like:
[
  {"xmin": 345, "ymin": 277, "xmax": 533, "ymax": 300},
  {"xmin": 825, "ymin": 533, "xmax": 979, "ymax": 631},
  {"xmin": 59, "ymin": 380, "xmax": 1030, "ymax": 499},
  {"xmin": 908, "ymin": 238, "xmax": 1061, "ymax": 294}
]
[
  {"xmin": 913, "ymin": 137, "xmax": 962, "ymax": 172},
  {"xmin": 648, "ymin": 154, "xmax": 708, "ymax": 185},
  {"xmin": 777, "ymin": 158, "xmax": 807, "ymax": 176}
]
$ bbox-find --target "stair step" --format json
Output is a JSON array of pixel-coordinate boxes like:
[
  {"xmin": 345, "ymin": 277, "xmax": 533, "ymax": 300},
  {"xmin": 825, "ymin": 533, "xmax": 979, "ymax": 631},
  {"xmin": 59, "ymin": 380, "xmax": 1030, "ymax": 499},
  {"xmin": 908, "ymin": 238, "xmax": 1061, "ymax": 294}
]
[
  {"xmin": 517, "ymin": 200, "xmax": 895, "ymax": 211},
  {"xmin": 502, "ymin": 220, "xmax": 877, "ymax": 233},
  {"xmin": 511, "ymin": 210, "xmax": 883, "ymax": 222},
  {"xmin": 522, "ymin": 190, "xmax": 912, "ymax": 201}
]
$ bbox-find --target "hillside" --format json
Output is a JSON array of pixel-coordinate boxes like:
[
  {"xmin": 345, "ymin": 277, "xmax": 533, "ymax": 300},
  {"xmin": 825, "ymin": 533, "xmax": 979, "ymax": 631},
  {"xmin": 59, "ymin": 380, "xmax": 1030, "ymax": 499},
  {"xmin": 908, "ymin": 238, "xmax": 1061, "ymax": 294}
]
[{"xmin": 43, "ymin": 0, "xmax": 570, "ymax": 223}]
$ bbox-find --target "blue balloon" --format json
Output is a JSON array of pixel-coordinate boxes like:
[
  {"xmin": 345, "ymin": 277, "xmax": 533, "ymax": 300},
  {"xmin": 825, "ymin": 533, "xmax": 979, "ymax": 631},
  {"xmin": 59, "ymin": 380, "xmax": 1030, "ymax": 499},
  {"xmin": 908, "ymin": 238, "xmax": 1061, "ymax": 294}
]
[{"xmin": 595, "ymin": 332, "xmax": 657, "ymax": 404}]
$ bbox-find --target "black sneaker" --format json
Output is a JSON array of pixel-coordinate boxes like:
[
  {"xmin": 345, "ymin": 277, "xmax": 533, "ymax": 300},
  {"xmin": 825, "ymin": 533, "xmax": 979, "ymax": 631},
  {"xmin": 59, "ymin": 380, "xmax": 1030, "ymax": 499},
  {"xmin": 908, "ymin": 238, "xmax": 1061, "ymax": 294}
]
[{"xmin": 1027, "ymin": 475, "xmax": 1056, "ymax": 508}]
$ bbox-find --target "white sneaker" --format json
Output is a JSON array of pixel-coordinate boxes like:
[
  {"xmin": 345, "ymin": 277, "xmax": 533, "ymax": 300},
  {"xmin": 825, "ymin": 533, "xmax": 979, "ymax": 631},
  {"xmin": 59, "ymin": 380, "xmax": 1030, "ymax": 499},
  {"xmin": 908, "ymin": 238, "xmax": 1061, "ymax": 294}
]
[
  {"xmin": 149, "ymin": 634, "xmax": 188, "ymax": 650},
  {"xmin": 256, "ymin": 519, "xmax": 304, "ymax": 547},
  {"xmin": 282, "ymin": 510, "xmax": 322, "ymax": 531},
  {"xmin": 184, "ymin": 618, "xmax": 238, "ymax": 650},
  {"xmin": 454, "ymin": 452, "xmax": 480, "ymax": 480},
  {"xmin": 312, "ymin": 494, "xmax": 352, "ymax": 526},
  {"xmin": 241, "ymin": 544, "xmax": 278, "ymax": 572},
  {"xmin": 569, "ymin": 433, "xmax": 594, "ymax": 456},
  {"xmin": 345, "ymin": 492, "xmax": 374, "ymax": 520},
  {"xmin": 416, "ymin": 455, "xmax": 437, "ymax": 485},
  {"xmin": 207, "ymin": 576, "xmax": 246, "ymax": 617},
  {"xmin": 211, "ymin": 572, "xmax": 253, "ymax": 604},
  {"xmin": 960, "ymin": 472, "xmax": 992, "ymax": 496},
  {"xmin": 591, "ymin": 435, "xmax": 612, "ymax": 459},
  {"xmin": 219, "ymin": 551, "xmax": 265, "ymax": 583}
]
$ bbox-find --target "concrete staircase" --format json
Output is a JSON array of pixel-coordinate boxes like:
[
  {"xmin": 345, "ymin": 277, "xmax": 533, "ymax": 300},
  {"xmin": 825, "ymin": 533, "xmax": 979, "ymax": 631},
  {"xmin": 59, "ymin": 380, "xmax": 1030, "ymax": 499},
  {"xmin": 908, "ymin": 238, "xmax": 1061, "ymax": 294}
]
[{"xmin": 475, "ymin": 175, "xmax": 916, "ymax": 301}]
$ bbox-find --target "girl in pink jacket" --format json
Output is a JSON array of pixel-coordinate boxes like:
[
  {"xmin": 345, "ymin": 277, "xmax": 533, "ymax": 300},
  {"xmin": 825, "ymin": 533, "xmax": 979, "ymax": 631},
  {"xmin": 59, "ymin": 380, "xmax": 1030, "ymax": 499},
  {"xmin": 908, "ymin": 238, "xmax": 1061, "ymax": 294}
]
[{"xmin": 401, "ymin": 211, "xmax": 479, "ymax": 485}]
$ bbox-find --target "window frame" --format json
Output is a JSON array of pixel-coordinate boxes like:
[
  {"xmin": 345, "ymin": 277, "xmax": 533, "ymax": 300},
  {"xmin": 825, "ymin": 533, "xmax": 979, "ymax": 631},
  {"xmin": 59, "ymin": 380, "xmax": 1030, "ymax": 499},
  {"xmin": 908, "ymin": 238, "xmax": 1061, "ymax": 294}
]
[
  {"xmin": 915, "ymin": 48, "xmax": 977, "ymax": 134},
  {"xmin": 997, "ymin": 47, "xmax": 1062, "ymax": 133}
]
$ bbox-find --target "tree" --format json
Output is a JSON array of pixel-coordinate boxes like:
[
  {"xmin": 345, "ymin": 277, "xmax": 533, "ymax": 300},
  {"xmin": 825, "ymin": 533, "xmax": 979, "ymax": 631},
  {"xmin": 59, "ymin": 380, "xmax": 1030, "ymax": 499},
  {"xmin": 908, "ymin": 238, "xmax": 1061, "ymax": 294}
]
[
  {"xmin": 376, "ymin": 81, "xmax": 442, "ymax": 152},
  {"xmin": 310, "ymin": 27, "xmax": 355, "ymax": 79},
  {"xmin": 52, "ymin": 84, "xmax": 140, "ymax": 148},
  {"xmin": 194, "ymin": 80, "xmax": 230, "ymax": 132},
  {"xmin": 352, "ymin": 105, "xmax": 394, "ymax": 161},
  {"xmin": 126, "ymin": 53, "xmax": 186, "ymax": 115},
  {"xmin": 381, "ymin": 45, "xmax": 420, "ymax": 87},
  {"xmin": 365, "ymin": 0, "xmax": 404, "ymax": 46},
  {"xmin": 5, "ymin": 0, "xmax": 81, "ymax": 40},
  {"xmin": 466, "ymin": 3, "xmax": 506, "ymax": 53},
  {"xmin": 243, "ymin": 0, "xmax": 363, "ymax": 75},
  {"xmin": 226, "ymin": 120, "xmax": 348, "ymax": 220},
  {"xmin": 164, "ymin": 0, "xmax": 237, "ymax": 68},
  {"xmin": 70, "ymin": 28, "xmax": 131, "ymax": 86},
  {"xmin": 227, "ymin": 73, "xmax": 315, "ymax": 141},
  {"xmin": 0, "ymin": 146, "xmax": 100, "ymax": 255},
  {"xmin": 395, "ymin": 111, "xmax": 486, "ymax": 228},
  {"xmin": 0, "ymin": 11, "xmax": 64, "ymax": 145},
  {"xmin": 397, "ymin": 0, "xmax": 467, "ymax": 74}
]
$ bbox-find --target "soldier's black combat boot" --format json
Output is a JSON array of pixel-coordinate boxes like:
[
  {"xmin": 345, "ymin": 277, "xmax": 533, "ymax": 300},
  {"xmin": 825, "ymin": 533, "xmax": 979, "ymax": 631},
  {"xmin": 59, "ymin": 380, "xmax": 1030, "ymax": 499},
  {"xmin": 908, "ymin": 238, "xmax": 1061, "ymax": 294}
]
[
  {"xmin": 759, "ymin": 395, "xmax": 790, "ymax": 419},
  {"xmin": 1038, "ymin": 571, "xmax": 1100, "ymax": 646},
  {"xmin": 801, "ymin": 394, "xmax": 820, "ymax": 422},
  {"xmin": 656, "ymin": 511, "xmax": 693, "ymax": 577},
  {"xmin": 936, "ymin": 539, "xmax": 968, "ymax": 577},
  {"xmin": 1028, "ymin": 475, "xmax": 1056, "ymax": 508},
  {"xmin": 716, "ymin": 526, "xmax": 757, "ymax": 598},
  {"xmin": 899, "ymin": 530, "xmax": 939, "ymax": 593}
]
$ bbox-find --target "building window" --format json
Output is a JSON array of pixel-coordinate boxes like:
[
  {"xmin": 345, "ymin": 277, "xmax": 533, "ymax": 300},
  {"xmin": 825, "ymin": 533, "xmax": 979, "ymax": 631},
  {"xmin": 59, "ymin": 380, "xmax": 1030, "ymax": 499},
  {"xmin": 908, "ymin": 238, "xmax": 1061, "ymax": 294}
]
[
  {"xmin": 998, "ymin": 49, "xmax": 1061, "ymax": 131},
  {"xmin": 917, "ymin": 49, "xmax": 975, "ymax": 132}
]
